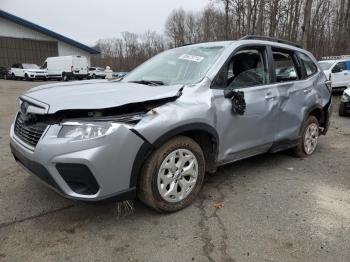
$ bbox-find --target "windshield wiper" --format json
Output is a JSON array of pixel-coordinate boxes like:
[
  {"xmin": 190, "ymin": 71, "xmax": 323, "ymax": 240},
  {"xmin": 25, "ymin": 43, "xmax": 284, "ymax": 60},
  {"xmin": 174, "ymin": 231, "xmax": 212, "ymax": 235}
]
[{"xmin": 129, "ymin": 80, "xmax": 164, "ymax": 86}]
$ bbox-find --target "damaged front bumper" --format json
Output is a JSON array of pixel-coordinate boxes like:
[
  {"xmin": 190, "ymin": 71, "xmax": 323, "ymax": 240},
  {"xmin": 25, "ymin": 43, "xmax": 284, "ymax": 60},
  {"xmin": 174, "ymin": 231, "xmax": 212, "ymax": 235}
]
[{"xmin": 10, "ymin": 121, "xmax": 146, "ymax": 202}]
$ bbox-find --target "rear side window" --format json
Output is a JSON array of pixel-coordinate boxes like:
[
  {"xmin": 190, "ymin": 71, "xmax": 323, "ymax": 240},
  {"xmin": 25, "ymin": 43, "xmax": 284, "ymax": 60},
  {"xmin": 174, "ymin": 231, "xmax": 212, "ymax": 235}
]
[
  {"xmin": 272, "ymin": 50, "xmax": 298, "ymax": 82},
  {"xmin": 298, "ymin": 52, "xmax": 317, "ymax": 77}
]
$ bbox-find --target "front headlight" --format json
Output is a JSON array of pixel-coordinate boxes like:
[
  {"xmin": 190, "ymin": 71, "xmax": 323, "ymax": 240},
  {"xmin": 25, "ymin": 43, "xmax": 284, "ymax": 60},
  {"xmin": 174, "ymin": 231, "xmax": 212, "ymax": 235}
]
[
  {"xmin": 341, "ymin": 92, "xmax": 350, "ymax": 102},
  {"xmin": 57, "ymin": 113, "xmax": 147, "ymax": 141},
  {"xmin": 58, "ymin": 122, "xmax": 118, "ymax": 140}
]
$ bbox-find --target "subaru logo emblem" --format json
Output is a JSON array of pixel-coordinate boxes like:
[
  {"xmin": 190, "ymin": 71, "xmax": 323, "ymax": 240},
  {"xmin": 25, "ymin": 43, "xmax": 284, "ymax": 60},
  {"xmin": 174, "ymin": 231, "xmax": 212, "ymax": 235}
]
[{"xmin": 20, "ymin": 101, "xmax": 29, "ymax": 115}]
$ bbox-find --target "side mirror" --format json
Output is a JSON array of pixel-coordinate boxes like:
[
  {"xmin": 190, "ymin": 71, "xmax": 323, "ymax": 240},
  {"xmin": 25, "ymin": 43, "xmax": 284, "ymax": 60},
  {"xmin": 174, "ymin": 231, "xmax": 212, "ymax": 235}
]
[{"xmin": 224, "ymin": 89, "xmax": 246, "ymax": 115}]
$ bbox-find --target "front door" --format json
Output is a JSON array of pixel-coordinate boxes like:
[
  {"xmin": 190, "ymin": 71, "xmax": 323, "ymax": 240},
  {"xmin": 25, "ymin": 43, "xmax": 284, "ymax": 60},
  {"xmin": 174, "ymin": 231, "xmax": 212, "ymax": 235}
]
[
  {"xmin": 331, "ymin": 61, "xmax": 348, "ymax": 88},
  {"xmin": 211, "ymin": 46, "xmax": 279, "ymax": 163}
]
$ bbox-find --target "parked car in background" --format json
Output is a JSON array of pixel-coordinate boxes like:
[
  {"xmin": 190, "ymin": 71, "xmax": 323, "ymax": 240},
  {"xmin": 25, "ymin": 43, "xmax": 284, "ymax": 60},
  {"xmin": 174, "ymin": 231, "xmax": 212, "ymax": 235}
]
[
  {"xmin": 318, "ymin": 56, "xmax": 350, "ymax": 89},
  {"xmin": 88, "ymin": 67, "xmax": 106, "ymax": 79},
  {"xmin": 112, "ymin": 72, "xmax": 128, "ymax": 79},
  {"xmin": 0, "ymin": 66, "xmax": 10, "ymax": 79},
  {"xmin": 10, "ymin": 63, "xmax": 47, "ymax": 80},
  {"xmin": 43, "ymin": 56, "xmax": 89, "ymax": 81},
  {"xmin": 10, "ymin": 36, "xmax": 332, "ymax": 213},
  {"xmin": 339, "ymin": 85, "xmax": 350, "ymax": 116}
]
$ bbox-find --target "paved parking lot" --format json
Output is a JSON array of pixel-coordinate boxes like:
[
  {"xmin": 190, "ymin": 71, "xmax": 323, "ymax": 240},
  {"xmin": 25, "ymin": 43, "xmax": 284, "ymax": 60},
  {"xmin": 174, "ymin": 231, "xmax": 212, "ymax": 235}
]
[{"xmin": 0, "ymin": 79, "xmax": 349, "ymax": 262}]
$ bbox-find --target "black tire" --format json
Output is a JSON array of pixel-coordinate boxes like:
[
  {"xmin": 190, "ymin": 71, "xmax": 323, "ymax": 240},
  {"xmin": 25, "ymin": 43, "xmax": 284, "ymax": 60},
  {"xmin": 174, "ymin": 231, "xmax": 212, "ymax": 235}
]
[
  {"xmin": 291, "ymin": 116, "xmax": 319, "ymax": 158},
  {"xmin": 138, "ymin": 136, "xmax": 205, "ymax": 213},
  {"xmin": 92, "ymin": 74, "xmax": 96, "ymax": 79},
  {"xmin": 24, "ymin": 74, "xmax": 29, "ymax": 81},
  {"xmin": 62, "ymin": 73, "xmax": 69, "ymax": 81},
  {"xmin": 11, "ymin": 73, "xmax": 16, "ymax": 80},
  {"xmin": 339, "ymin": 102, "xmax": 347, "ymax": 116}
]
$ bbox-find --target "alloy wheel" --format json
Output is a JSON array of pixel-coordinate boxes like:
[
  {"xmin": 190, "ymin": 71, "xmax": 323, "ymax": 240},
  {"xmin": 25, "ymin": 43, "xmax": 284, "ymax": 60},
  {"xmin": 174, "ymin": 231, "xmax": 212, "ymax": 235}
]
[
  {"xmin": 304, "ymin": 123, "xmax": 319, "ymax": 155},
  {"xmin": 157, "ymin": 148, "xmax": 198, "ymax": 203}
]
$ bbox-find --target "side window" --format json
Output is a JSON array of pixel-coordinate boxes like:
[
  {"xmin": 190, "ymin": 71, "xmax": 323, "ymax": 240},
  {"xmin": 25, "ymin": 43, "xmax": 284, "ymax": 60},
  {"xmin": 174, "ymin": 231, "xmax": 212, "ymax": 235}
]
[
  {"xmin": 18, "ymin": 64, "xmax": 23, "ymax": 69},
  {"xmin": 272, "ymin": 49, "xmax": 298, "ymax": 82},
  {"xmin": 12, "ymin": 64, "xmax": 17, "ymax": 68},
  {"xmin": 298, "ymin": 52, "xmax": 317, "ymax": 77},
  {"xmin": 332, "ymin": 62, "xmax": 346, "ymax": 73},
  {"xmin": 212, "ymin": 47, "xmax": 269, "ymax": 89}
]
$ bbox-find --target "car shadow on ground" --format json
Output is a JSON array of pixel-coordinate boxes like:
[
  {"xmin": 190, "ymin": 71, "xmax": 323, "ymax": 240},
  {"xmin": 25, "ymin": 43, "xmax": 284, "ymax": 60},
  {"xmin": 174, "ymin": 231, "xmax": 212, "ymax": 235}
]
[{"xmin": 43, "ymin": 150, "xmax": 294, "ymax": 224}]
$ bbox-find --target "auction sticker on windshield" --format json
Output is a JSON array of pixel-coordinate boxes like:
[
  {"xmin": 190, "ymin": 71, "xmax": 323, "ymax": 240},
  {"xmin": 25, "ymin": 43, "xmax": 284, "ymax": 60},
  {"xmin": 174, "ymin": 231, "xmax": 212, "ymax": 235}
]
[{"xmin": 179, "ymin": 54, "xmax": 204, "ymax": 62}]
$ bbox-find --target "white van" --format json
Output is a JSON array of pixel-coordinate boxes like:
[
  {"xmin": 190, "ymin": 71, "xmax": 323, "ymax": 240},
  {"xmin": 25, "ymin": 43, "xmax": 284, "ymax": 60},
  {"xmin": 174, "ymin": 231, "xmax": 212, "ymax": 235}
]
[
  {"xmin": 319, "ymin": 56, "xmax": 350, "ymax": 89},
  {"xmin": 43, "ymin": 56, "xmax": 89, "ymax": 81}
]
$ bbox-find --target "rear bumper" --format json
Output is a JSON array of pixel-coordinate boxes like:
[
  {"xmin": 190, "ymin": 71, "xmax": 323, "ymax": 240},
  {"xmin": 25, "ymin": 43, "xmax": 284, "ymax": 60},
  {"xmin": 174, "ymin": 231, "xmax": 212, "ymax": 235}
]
[{"xmin": 10, "ymin": 121, "xmax": 144, "ymax": 202}]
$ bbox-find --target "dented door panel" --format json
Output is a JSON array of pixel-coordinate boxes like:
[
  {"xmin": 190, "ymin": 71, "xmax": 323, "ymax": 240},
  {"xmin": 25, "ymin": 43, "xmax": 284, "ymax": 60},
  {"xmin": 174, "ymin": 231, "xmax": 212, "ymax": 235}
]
[
  {"xmin": 213, "ymin": 84, "xmax": 279, "ymax": 162},
  {"xmin": 274, "ymin": 75, "xmax": 318, "ymax": 142}
]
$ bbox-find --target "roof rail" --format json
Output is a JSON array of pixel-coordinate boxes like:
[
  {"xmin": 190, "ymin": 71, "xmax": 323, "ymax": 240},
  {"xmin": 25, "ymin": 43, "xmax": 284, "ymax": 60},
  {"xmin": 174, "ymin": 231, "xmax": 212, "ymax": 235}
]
[
  {"xmin": 240, "ymin": 35, "xmax": 303, "ymax": 49},
  {"xmin": 321, "ymin": 55, "xmax": 350, "ymax": 60}
]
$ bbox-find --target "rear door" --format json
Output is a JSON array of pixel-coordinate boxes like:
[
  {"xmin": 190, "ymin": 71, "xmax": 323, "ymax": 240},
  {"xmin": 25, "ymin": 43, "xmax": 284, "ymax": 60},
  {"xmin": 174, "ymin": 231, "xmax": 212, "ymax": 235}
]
[
  {"xmin": 73, "ymin": 56, "xmax": 88, "ymax": 74},
  {"xmin": 272, "ymin": 48, "xmax": 318, "ymax": 142},
  {"xmin": 17, "ymin": 64, "xmax": 24, "ymax": 77},
  {"xmin": 212, "ymin": 45, "xmax": 279, "ymax": 162}
]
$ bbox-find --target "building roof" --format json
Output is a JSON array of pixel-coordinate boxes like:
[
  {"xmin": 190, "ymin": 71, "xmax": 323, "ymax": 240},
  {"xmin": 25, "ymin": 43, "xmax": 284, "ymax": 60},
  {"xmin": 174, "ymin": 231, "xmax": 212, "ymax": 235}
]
[{"xmin": 0, "ymin": 9, "xmax": 100, "ymax": 54}]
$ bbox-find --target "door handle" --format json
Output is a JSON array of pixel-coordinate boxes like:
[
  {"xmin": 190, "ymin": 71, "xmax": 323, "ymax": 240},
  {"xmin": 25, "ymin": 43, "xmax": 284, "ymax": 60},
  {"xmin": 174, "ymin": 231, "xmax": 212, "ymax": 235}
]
[
  {"xmin": 265, "ymin": 92, "xmax": 276, "ymax": 100},
  {"xmin": 303, "ymin": 88, "xmax": 312, "ymax": 94}
]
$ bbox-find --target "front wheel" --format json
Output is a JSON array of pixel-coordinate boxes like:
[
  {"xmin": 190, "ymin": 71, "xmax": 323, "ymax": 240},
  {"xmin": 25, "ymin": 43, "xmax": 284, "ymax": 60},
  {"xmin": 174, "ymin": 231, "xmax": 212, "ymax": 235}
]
[
  {"xmin": 138, "ymin": 136, "xmax": 205, "ymax": 213},
  {"xmin": 292, "ymin": 116, "xmax": 319, "ymax": 158}
]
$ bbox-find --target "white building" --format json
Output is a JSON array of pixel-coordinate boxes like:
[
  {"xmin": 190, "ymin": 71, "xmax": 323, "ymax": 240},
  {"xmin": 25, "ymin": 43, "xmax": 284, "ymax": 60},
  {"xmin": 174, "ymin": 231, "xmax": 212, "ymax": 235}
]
[{"xmin": 0, "ymin": 9, "xmax": 99, "ymax": 67}]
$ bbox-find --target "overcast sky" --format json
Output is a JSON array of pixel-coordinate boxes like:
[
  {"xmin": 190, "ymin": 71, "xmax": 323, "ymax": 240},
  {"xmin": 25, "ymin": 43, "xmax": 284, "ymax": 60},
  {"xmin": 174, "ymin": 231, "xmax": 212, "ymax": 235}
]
[{"xmin": 1, "ymin": 0, "xmax": 210, "ymax": 46}]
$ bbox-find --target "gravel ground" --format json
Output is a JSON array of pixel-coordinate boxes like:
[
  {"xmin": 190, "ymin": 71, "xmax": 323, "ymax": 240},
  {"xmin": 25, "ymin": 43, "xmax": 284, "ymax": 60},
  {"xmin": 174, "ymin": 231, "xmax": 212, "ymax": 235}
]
[{"xmin": 0, "ymin": 79, "xmax": 349, "ymax": 262}]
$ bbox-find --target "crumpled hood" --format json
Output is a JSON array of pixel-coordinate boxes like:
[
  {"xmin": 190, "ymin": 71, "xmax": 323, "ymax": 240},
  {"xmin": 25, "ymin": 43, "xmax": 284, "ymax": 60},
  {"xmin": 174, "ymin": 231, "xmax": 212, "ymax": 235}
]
[{"xmin": 22, "ymin": 80, "xmax": 183, "ymax": 114}]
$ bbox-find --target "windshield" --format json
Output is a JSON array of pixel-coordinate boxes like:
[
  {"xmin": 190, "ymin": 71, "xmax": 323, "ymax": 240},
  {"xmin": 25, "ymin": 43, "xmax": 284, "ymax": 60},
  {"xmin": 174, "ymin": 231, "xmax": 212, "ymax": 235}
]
[
  {"xmin": 23, "ymin": 64, "xmax": 39, "ymax": 69},
  {"xmin": 123, "ymin": 45, "xmax": 226, "ymax": 85},
  {"xmin": 318, "ymin": 61, "xmax": 333, "ymax": 70}
]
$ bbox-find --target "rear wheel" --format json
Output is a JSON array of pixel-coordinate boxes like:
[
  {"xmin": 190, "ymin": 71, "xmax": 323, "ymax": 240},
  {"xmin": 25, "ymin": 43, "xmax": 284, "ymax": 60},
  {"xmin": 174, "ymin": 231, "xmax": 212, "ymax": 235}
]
[
  {"xmin": 11, "ymin": 73, "xmax": 16, "ymax": 80},
  {"xmin": 62, "ymin": 73, "xmax": 69, "ymax": 81},
  {"xmin": 292, "ymin": 116, "xmax": 319, "ymax": 158},
  {"xmin": 138, "ymin": 136, "xmax": 205, "ymax": 213}
]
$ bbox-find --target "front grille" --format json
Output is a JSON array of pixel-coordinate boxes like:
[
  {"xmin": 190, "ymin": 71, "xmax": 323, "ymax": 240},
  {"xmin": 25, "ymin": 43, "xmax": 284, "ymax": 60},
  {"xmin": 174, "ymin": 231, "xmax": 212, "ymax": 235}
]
[{"xmin": 14, "ymin": 113, "xmax": 48, "ymax": 147}]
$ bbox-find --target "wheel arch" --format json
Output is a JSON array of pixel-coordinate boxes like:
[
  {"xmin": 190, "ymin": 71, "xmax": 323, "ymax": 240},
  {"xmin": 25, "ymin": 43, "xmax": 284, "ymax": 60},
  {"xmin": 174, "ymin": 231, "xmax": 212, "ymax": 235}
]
[{"xmin": 129, "ymin": 123, "xmax": 219, "ymax": 188}]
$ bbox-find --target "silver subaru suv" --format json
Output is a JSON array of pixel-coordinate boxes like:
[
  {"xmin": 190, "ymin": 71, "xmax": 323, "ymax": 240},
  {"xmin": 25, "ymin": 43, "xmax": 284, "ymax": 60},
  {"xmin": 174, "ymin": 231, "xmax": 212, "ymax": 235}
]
[{"xmin": 10, "ymin": 36, "xmax": 332, "ymax": 212}]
